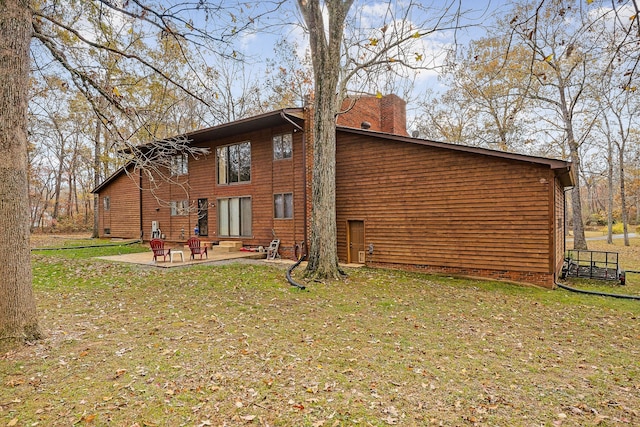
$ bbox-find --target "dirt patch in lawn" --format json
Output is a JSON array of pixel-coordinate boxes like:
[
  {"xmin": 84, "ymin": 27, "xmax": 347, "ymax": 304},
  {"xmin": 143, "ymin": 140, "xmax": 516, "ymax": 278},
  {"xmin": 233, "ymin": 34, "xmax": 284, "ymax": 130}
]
[{"xmin": 29, "ymin": 232, "xmax": 94, "ymax": 248}]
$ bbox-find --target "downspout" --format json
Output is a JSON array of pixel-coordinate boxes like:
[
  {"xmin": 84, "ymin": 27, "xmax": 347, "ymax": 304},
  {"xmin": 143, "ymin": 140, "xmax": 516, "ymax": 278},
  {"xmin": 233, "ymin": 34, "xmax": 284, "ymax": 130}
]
[
  {"xmin": 281, "ymin": 110, "xmax": 308, "ymax": 256},
  {"xmin": 280, "ymin": 110, "xmax": 309, "ymax": 291},
  {"xmin": 280, "ymin": 110, "xmax": 303, "ymax": 132},
  {"xmin": 139, "ymin": 169, "xmax": 144, "ymax": 240},
  {"xmin": 564, "ymin": 186, "xmax": 568, "ymax": 265}
]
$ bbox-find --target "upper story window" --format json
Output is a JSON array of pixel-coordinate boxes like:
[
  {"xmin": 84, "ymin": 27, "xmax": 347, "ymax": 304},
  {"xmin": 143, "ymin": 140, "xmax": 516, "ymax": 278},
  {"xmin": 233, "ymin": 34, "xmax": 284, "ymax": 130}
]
[
  {"xmin": 103, "ymin": 196, "xmax": 110, "ymax": 211},
  {"xmin": 170, "ymin": 200, "xmax": 189, "ymax": 216},
  {"xmin": 273, "ymin": 133, "xmax": 292, "ymax": 160},
  {"xmin": 217, "ymin": 142, "xmax": 251, "ymax": 184},
  {"xmin": 171, "ymin": 153, "xmax": 188, "ymax": 176}
]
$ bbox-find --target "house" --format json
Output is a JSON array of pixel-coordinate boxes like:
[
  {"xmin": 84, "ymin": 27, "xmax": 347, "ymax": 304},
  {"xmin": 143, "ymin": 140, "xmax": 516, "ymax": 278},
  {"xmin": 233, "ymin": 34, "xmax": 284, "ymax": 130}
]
[{"xmin": 92, "ymin": 95, "xmax": 573, "ymax": 288}]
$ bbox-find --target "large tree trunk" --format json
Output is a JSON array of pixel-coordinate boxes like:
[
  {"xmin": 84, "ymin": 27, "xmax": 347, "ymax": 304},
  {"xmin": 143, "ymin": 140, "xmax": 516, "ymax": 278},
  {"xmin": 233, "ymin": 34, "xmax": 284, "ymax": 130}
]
[
  {"xmin": 298, "ymin": 0, "xmax": 353, "ymax": 280},
  {"xmin": 306, "ymin": 83, "xmax": 341, "ymax": 279},
  {"xmin": 0, "ymin": 0, "xmax": 42, "ymax": 348},
  {"xmin": 565, "ymin": 131, "xmax": 587, "ymax": 250}
]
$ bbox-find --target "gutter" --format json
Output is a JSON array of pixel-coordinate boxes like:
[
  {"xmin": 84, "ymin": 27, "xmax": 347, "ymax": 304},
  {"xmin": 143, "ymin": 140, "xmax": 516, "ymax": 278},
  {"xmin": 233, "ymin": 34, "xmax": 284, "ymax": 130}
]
[
  {"xmin": 281, "ymin": 110, "xmax": 309, "ymax": 258},
  {"xmin": 280, "ymin": 110, "xmax": 304, "ymax": 132}
]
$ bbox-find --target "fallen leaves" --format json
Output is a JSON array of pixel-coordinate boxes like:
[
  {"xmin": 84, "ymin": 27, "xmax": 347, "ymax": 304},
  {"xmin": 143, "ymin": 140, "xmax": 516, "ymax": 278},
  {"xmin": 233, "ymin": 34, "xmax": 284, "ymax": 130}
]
[
  {"xmin": 4, "ymin": 255, "xmax": 639, "ymax": 426},
  {"xmin": 70, "ymin": 413, "xmax": 99, "ymax": 425},
  {"xmin": 112, "ymin": 368, "xmax": 127, "ymax": 379},
  {"xmin": 4, "ymin": 378, "xmax": 25, "ymax": 387}
]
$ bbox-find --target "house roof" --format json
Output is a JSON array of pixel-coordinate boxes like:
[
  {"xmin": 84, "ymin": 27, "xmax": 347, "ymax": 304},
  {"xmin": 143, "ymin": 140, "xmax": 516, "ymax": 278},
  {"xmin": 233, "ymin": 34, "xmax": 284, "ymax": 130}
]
[
  {"xmin": 336, "ymin": 126, "xmax": 574, "ymax": 188},
  {"xmin": 92, "ymin": 109, "xmax": 304, "ymax": 193},
  {"xmin": 186, "ymin": 108, "xmax": 305, "ymax": 144},
  {"xmin": 93, "ymin": 108, "xmax": 573, "ymax": 193}
]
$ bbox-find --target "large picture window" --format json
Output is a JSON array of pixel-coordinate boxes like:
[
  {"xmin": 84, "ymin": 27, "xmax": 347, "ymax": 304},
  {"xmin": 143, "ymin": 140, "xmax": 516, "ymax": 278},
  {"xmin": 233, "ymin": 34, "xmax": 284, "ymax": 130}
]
[
  {"xmin": 274, "ymin": 193, "xmax": 293, "ymax": 219},
  {"xmin": 217, "ymin": 142, "xmax": 251, "ymax": 184},
  {"xmin": 273, "ymin": 133, "xmax": 292, "ymax": 160},
  {"xmin": 171, "ymin": 153, "xmax": 188, "ymax": 176},
  {"xmin": 218, "ymin": 197, "xmax": 252, "ymax": 237}
]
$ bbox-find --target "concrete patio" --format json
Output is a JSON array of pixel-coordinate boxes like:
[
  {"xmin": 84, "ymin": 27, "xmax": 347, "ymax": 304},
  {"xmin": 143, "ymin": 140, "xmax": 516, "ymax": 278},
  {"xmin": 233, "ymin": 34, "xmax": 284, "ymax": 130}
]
[
  {"xmin": 96, "ymin": 247, "xmax": 364, "ymax": 270},
  {"xmin": 97, "ymin": 247, "xmax": 269, "ymax": 268}
]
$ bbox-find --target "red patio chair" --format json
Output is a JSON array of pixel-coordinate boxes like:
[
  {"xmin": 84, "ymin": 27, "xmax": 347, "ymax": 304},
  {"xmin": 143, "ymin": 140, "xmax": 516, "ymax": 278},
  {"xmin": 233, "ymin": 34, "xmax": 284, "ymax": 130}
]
[
  {"xmin": 150, "ymin": 238, "xmax": 171, "ymax": 262},
  {"xmin": 188, "ymin": 237, "xmax": 208, "ymax": 260}
]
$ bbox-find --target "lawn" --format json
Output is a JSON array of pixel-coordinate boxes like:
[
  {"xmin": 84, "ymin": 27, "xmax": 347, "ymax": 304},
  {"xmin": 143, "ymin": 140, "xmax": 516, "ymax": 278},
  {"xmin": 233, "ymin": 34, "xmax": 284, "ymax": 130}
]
[
  {"xmin": 1, "ymin": 238, "xmax": 639, "ymax": 426},
  {"xmin": 565, "ymin": 237, "xmax": 640, "ymax": 296}
]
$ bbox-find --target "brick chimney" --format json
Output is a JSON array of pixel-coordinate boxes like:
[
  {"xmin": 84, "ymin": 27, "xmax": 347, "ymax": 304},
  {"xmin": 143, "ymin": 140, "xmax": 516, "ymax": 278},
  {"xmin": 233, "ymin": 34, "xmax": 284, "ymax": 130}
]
[
  {"xmin": 380, "ymin": 94, "xmax": 408, "ymax": 136},
  {"xmin": 336, "ymin": 94, "xmax": 408, "ymax": 136}
]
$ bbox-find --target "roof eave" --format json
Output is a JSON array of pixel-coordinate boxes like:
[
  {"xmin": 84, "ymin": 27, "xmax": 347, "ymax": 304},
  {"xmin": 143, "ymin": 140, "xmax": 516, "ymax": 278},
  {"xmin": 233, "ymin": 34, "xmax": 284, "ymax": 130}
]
[{"xmin": 337, "ymin": 126, "xmax": 573, "ymax": 180}]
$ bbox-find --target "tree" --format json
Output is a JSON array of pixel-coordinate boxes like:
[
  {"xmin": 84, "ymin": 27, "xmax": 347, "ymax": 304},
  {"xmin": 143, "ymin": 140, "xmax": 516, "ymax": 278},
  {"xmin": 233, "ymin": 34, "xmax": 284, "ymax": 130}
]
[
  {"xmin": 297, "ymin": 0, "xmax": 353, "ymax": 280},
  {"xmin": 296, "ymin": 0, "xmax": 468, "ymax": 279},
  {"xmin": 598, "ymin": 71, "xmax": 639, "ymax": 246},
  {"xmin": 591, "ymin": 1, "xmax": 640, "ymax": 246},
  {"xmin": 416, "ymin": 88, "xmax": 477, "ymax": 143},
  {"xmin": 508, "ymin": 1, "xmax": 603, "ymax": 250},
  {"xmin": 3, "ymin": 0, "xmax": 262, "ymax": 348},
  {"xmin": 0, "ymin": 0, "xmax": 42, "ymax": 347},
  {"xmin": 201, "ymin": 56, "xmax": 270, "ymax": 123},
  {"xmin": 429, "ymin": 36, "xmax": 534, "ymax": 151},
  {"xmin": 264, "ymin": 38, "xmax": 314, "ymax": 110}
]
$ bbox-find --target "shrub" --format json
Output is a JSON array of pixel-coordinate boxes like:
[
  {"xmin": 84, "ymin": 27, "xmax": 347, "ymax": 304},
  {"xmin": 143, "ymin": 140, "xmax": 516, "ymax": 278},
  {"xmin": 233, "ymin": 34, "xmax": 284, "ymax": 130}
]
[
  {"xmin": 601, "ymin": 222, "xmax": 627, "ymax": 234},
  {"xmin": 587, "ymin": 212, "xmax": 607, "ymax": 226}
]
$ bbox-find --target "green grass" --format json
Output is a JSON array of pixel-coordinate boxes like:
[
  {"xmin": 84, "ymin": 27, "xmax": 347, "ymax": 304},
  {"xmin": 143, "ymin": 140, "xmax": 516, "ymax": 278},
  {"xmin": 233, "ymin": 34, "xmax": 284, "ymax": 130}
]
[
  {"xmin": 32, "ymin": 241, "xmax": 148, "ymax": 259},
  {"xmin": 1, "ymin": 238, "xmax": 639, "ymax": 426},
  {"xmin": 562, "ymin": 237, "xmax": 640, "ymax": 297}
]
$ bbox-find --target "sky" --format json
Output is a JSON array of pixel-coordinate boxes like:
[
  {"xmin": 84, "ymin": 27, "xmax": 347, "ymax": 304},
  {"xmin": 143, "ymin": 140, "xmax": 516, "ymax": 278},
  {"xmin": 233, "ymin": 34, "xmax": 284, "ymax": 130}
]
[
  {"xmin": 220, "ymin": 0, "xmax": 511, "ymax": 127},
  {"xmin": 229, "ymin": 1, "xmax": 508, "ymax": 104},
  {"xmin": 34, "ymin": 0, "xmax": 516, "ymax": 132}
]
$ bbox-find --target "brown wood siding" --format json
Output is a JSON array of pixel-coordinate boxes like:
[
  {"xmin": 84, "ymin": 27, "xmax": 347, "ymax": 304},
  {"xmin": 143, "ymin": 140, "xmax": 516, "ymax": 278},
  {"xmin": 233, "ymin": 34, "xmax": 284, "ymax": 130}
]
[
  {"xmin": 98, "ymin": 169, "xmax": 140, "ymax": 239},
  {"xmin": 140, "ymin": 167, "xmax": 190, "ymax": 241},
  {"xmin": 554, "ymin": 178, "xmax": 566, "ymax": 280},
  {"xmin": 138, "ymin": 125, "xmax": 306, "ymax": 254},
  {"xmin": 335, "ymin": 132, "xmax": 555, "ymax": 277}
]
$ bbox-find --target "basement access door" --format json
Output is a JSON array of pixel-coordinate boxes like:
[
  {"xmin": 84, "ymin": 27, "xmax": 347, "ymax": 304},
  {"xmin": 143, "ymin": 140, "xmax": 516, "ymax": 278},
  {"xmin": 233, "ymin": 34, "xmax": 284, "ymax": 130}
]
[{"xmin": 348, "ymin": 220, "xmax": 365, "ymax": 264}]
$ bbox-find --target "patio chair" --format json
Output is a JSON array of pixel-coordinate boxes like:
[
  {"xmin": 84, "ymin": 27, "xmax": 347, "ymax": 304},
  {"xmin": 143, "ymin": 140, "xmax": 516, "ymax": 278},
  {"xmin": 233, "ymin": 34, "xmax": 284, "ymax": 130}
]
[
  {"xmin": 267, "ymin": 239, "xmax": 280, "ymax": 260},
  {"xmin": 188, "ymin": 236, "xmax": 208, "ymax": 260},
  {"xmin": 150, "ymin": 238, "xmax": 171, "ymax": 262}
]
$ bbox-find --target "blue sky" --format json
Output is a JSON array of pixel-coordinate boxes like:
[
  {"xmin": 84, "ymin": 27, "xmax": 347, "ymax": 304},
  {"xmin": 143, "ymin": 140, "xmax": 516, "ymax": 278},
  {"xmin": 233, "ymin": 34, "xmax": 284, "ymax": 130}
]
[
  {"xmin": 217, "ymin": 0, "xmax": 511, "ymax": 127},
  {"xmin": 231, "ymin": 1, "xmax": 509, "ymax": 94}
]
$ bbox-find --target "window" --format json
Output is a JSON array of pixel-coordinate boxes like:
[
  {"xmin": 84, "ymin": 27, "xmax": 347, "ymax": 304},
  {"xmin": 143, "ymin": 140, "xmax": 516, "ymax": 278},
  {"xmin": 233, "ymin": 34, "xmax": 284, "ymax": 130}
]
[
  {"xmin": 104, "ymin": 228, "xmax": 111, "ymax": 235},
  {"xmin": 273, "ymin": 133, "xmax": 292, "ymax": 160},
  {"xmin": 218, "ymin": 197, "xmax": 252, "ymax": 237},
  {"xmin": 274, "ymin": 193, "xmax": 293, "ymax": 219},
  {"xmin": 171, "ymin": 153, "xmax": 188, "ymax": 176},
  {"xmin": 103, "ymin": 196, "xmax": 110, "ymax": 211},
  {"xmin": 170, "ymin": 200, "xmax": 189, "ymax": 216},
  {"xmin": 217, "ymin": 142, "xmax": 251, "ymax": 184}
]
